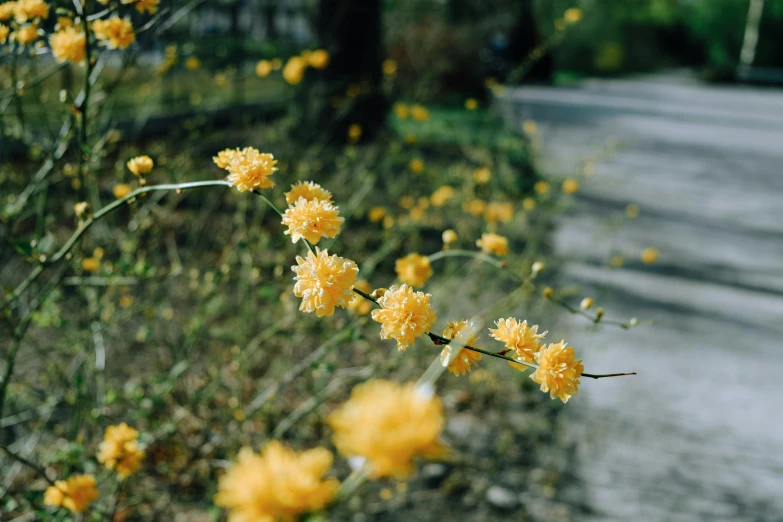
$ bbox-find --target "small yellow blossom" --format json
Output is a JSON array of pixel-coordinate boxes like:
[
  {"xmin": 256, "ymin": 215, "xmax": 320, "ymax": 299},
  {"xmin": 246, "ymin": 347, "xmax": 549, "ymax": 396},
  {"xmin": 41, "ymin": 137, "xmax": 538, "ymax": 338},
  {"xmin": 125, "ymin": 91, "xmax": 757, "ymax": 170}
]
[
  {"xmin": 531, "ymin": 261, "xmax": 545, "ymax": 274},
  {"xmin": 14, "ymin": 0, "xmax": 48, "ymax": 23},
  {"xmin": 74, "ymin": 201, "xmax": 88, "ymax": 218},
  {"xmin": 523, "ymin": 120, "xmax": 538, "ymax": 136},
  {"xmin": 222, "ymin": 147, "xmax": 278, "ymax": 192},
  {"xmin": 0, "ymin": 24, "xmax": 9, "ymax": 43},
  {"xmin": 255, "ymin": 59, "xmax": 272, "ymax": 77},
  {"xmin": 463, "ymin": 199, "xmax": 486, "ymax": 217},
  {"xmin": 291, "ymin": 248, "xmax": 358, "ymax": 317},
  {"xmin": 484, "ymin": 201, "xmax": 514, "ymax": 224},
  {"xmin": 347, "ymin": 123, "xmax": 362, "ymax": 143},
  {"xmin": 562, "ymin": 178, "xmax": 580, "ymax": 194},
  {"xmin": 395, "ymin": 253, "xmax": 433, "ymax": 288},
  {"xmin": 490, "ymin": 317, "xmax": 546, "ymax": 366},
  {"xmin": 409, "ymin": 158, "xmax": 424, "ymax": 174},
  {"xmin": 430, "ymin": 185, "xmax": 454, "ymax": 207},
  {"xmin": 212, "ymin": 148, "xmax": 238, "ymax": 169},
  {"xmin": 393, "ymin": 103, "xmax": 409, "ymax": 119},
  {"xmin": 522, "ymin": 196, "xmax": 536, "ymax": 211},
  {"xmin": 127, "ymin": 0, "xmax": 159, "ymax": 14},
  {"xmin": 579, "ymin": 297, "xmax": 594, "ymax": 310},
  {"xmin": 214, "ymin": 442, "xmax": 339, "ymax": 522},
  {"xmin": 347, "ymin": 279, "xmax": 373, "ymax": 315},
  {"xmin": 398, "ymin": 196, "xmax": 415, "ymax": 209},
  {"xmin": 542, "ymin": 286, "xmax": 553, "ymax": 299},
  {"xmin": 464, "ymin": 98, "xmax": 478, "ymax": 110},
  {"xmin": 306, "ymin": 48, "xmax": 329, "ymax": 69},
  {"xmin": 0, "ymin": 3, "xmax": 16, "ymax": 21},
  {"xmin": 81, "ymin": 257, "xmax": 100, "ymax": 272},
  {"xmin": 473, "ymin": 166, "xmax": 491, "ymax": 184},
  {"xmin": 404, "ymin": 134, "xmax": 416, "ymax": 145},
  {"xmin": 284, "ymin": 181, "xmax": 332, "ymax": 205},
  {"xmin": 641, "ymin": 247, "xmax": 658, "ymax": 264},
  {"xmin": 13, "ymin": 24, "xmax": 38, "ymax": 44},
  {"xmin": 411, "ymin": 104, "xmax": 430, "ymax": 121},
  {"xmin": 282, "ymin": 198, "xmax": 344, "ymax": 245},
  {"xmin": 49, "ymin": 26, "xmax": 85, "ymax": 64},
  {"xmin": 283, "ymin": 56, "xmax": 306, "ymax": 85},
  {"xmin": 328, "ymin": 379, "xmax": 446, "ymax": 478},
  {"xmin": 442, "ymin": 229, "xmax": 457, "ymax": 245},
  {"xmin": 531, "ymin": 340, "xmax": 584, "ymax": 403},
  {"xmin": 113, "ymin": 184, "xmax": 132, "ymax": 199},
  {"xmin": 44, "ymin": 475, "xmax": 99, "ymax": 513},
  {"xmin": 368, "ymin": 206, "xmax": 385, "ymax": 222},
  {"xmin": 372, "ymin": 284, "xmax": 437, "ymax": 350},
  {"xmin": 126, "ymin": 155, "xmax": 153, "ymax": 176},
  {"xmin": 440, "ymin": 320, "xmax": 482, "ymax": 376},
  {"xmin": 534, "ymin": 180, "xmax": 550, "ymax": 195},
  {"xmin": 92, "ymin": 16, "xmax": 135, "ymax": 50},
  {"xmin": 382, "ymin": 58, "xmax": 397, "ymax": 76},
  {"xmin": 625, "ymin": 203, "xmax": 639, "ymax": 218},
  {"xmin": 185, "ymin": 56, "xmax": 200, "ymax": 70},
  {"xmin": 97, "ymin": 423, "xmax": 145, "ymax": 478},
  {"xmin": 476, "ymin": 232, "xmax": 508, "ymax": 256},
  {"xmin": 564, "ymin": 7, "xmax": 583, "ymax": 24}
]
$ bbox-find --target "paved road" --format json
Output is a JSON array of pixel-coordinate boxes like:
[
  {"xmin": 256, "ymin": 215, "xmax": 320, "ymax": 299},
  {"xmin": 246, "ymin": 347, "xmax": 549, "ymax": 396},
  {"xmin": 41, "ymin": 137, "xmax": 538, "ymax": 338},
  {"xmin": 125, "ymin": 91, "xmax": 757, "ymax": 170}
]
[{"xmin": 500, "ymin": 75, "xmax": 783, "ymax": 522}]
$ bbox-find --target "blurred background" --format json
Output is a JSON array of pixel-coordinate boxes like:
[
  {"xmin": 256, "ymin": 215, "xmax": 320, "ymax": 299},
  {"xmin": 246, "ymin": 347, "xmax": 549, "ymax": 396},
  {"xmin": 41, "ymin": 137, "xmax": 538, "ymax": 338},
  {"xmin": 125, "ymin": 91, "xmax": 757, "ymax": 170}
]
[{"xmin": 2, "ymin": 0, "xmax": 783, "ymax": 521}]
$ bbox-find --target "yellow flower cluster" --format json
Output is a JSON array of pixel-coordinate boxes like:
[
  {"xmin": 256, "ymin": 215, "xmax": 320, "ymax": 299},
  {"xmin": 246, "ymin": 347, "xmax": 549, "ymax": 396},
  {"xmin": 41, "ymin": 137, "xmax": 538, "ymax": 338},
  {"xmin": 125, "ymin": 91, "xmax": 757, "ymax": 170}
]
[
  {"xmin": 476, "ymin": 232, "xmax": 508, "ymax": 256},
  {"xmin": 279, "ymin": 48, "xmax": 330, "ymax": 84},
  {"xmin": 126, "ymin": 155, "xmax": 153, "ymax": 176},
  {"xmin": 44, "ymin": 474, "xmax": 99, "ymax": 513},
  {"xmin": 530, "ymin": 340, "xmax": 584, "ymax": 402},
  {"xmin": 328, "ymin": 379, "xmax": 446, "ymax": 478},
  {"xmin": 440, "ymin": 320, "xmax": 482, "ymax": 376},
  {"xmin": 490, "ymin": 318, "xmax": 547, "ymax": 364},
  {"xmin": 395, "ymin": 253, "xmax": 432, "ymax": 288},
  {"xmin": 284, "ymin": 181, "xmax": 332, "ymax": 205},
  {"xmin": 123, "ymin": 0, "xmax": 159, "ymax": 14},
  {"xmin": 0, "ymin": 23, "xmax": 10, "ymax": 43},
  {"xmin": 13, "ymin": 0, "xmax": 48, "ymax": 23},
  {"xmin": 215, "ymin": 147, "xmax": 278, "ymax": 192},
  {"xmin": 96, "ymin": 422, "xmax": 145, "ymax": 478},
  {"xmin": 282, "ymin": 198, "xmax": 344, "ymax": 244},
  {"xmin": 214, "ymin": 442, "xmax": 339, "ymax": 522},
  {"xmin": 292, "ymin": 248, "xmax": 358, "ymax": 317},
  {"xmin": 93, "ymin": 16, "xmax": 135, "ymax": 49},
  {"xmin": 372, "ymin": 284, "xmax": 437, "ymax": 350},
  {"xmin": 13, "ymin": 23, "xmax": 37, "ymax": 44},
  {"xmin": 49, "ymin": 26, "xmax": 85, "ymax": 64}
]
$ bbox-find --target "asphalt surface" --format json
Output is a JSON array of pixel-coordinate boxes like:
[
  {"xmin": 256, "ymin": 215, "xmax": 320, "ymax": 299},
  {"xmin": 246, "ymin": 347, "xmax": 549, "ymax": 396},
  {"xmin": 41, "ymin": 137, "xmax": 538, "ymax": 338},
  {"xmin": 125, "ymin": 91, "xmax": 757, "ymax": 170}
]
[{"xmin": 500, "ymin": 74, "xmax": 783, "ymax": 522}]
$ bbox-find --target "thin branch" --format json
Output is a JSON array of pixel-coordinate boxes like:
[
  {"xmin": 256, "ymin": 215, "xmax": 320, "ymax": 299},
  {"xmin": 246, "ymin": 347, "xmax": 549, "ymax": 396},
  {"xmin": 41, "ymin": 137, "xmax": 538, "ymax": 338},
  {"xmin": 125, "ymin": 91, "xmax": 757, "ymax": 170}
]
[{"xmin": 0, "ymin": 445, "xmax": 56, "ymax": 486}]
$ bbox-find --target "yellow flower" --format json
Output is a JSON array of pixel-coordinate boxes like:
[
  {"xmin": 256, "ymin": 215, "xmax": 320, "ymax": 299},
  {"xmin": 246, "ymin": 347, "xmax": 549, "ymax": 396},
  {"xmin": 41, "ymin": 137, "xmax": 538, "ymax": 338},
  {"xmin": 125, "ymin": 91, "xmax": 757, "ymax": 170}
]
[
  {"xmin": 531, "ymin": 340, "xmax": 584, "ymax": 403},
  {"xmin": 283, "ymin": 56, "xmax": 306, "ymax": 85},
  {"xmin": 441, "ymin": 229, "xmax": 457, "ymax": 245},
  {"xmin": 306, "ymin": 48, "xmax": 329, "ymax": 69},
  {"xmin": 212, "ymin": 148, "xmax": 238, "ymax": 169},
  {"xmin": 49, "ymin": 26, "xmax": 85, "ymax": 64},
  {"xmin": 0, "ymin": 2, "xmax": 16, "ymax": 21},
  {"xmin": 430, "ymin": 185, "xmax": 454, "ymax": 207},
  {"xmin": 522, "ymin": 196, "xmax": 536, "ymax": 211},
  {"xmin": 14, "ymin": 0, "xmax": 47, "ymax": 23},
  {"xmin": 463, "ymin": 199, "xmax": 486, "ymax": 217},
  {"xmin": 126, "ymin": 155, "xmax": 153, "ymax": 176},
  {"xmin": 222, "ymin": 147, "xmax": 278, "ymax": 192},
  {"xmin": 13, "ymin": 24, "xmax": 38, "ymax": 44},
  {"xmin": 328, "ymin": 380, "xmax": 446, "ymax": 478},
  {"xmin": 464, "ymin": 98, "xmax": 478, "ymax": 110},
  {"xmin": 476, "ymin": 232, "xmax": 508, "ymax": 256},
  {"xmin": 564, "ymin": 7, "xmax": 582, "ymax": 24},
  {"xmin": 347, "ymin": 123, "xmax": 362, "ymax": 143},
  {"xmin": 641, "ymin": 247, "xmax": 658, "ymax": 264},
  {"xmin": 562, "ymin": 178, "xmax": 579, "ymax": 194},
  {"xmin": 523, "ymin": 120, "xmax": 538, "ymax": 136},
  {"xmin": 382, "ymin": 58, "xmax": 397, "ymax": 76},
  {"xmin": 411, "ymin": 104, "xmax": 430, "ymax": 121},
  {"xmin": 214, "ymin": 442, "xmax": 339, "ymax": 522},
  {"xmin": 347, "ymin": 279, "xmax": 373, "ymax": 315},
  {"xmin": 371, "ymin": 284, "xmax": 437, "ymax": 350},
  {"xmin": 282, "ymin": 198, "xmax": 343, "ymax": 245},
  {"xmin": 129, "ymin": 0, "xmax": 159, "ymax": 14},
  {"xmin": 284, "ymin": 181, "xmax": 332, "ymax": 205},
  {"xmin": 185, "ymin": 56, "xmax": 200, "ymax": 70},
  {"xmin": 92, "ymin": 16, "xmax": 135, "ymax": 50},
  {"xmin": 73, "ymin": 201, "xmax": 88, "ymax": 218},
  {"xmin": 367, "ymin": 206, "xmax": 385, "ymax": 222},
  {"xmin": 81, "ymin": 257, "xmax": 100, "ymax": 272},
  {"xmin": 44, "ymin": 475, "xmax": 99, "ymax": 513},
  {"xmin": 489, "ymin": 317, "xmax": 546, "ymax": 366},
  {"xmin": 579, "ymin": 297, "xmax": 594, "ymax": 310},
  {"xmin": 0, "ymin": 24, "xmax": 10, "ymax": 43},
  {"xmin": 291, "ymin": 248, "xmax": 358, "ymax": 317},
  {"xmin": 473, "ymin": 166, "xmax": 491, "ymax": 184},
  {"xmin": 534, "ymin": 180, "xmax": 550, "ymax": 195},
  {"xmin": 393, "ymin": 103, "xmax": 409, "ymax": 119},
  {"xmin": 395, "ymin": 253, "xmax": 433, "ymax": 288},
  {"xmin": 97, "ymin": 423, "xmax": 145, "ymax": 478},
  {"xmin": 440, "ymin": 320, "xmax": 482, "ymax": 376},
  {"xmin": 255, "ymin": 59, "xmax": 272, "ymax": 78},
  {"xmin": 484, "ymin": 201, "xmax": 514, "ymax": 224},
  {"xmin": 409, "ymin": 158, "xmax": 424, "ymax": 174},
  {"xmin": 113, "ymin": 184, "xmax": 132, "ymax": 199}
]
